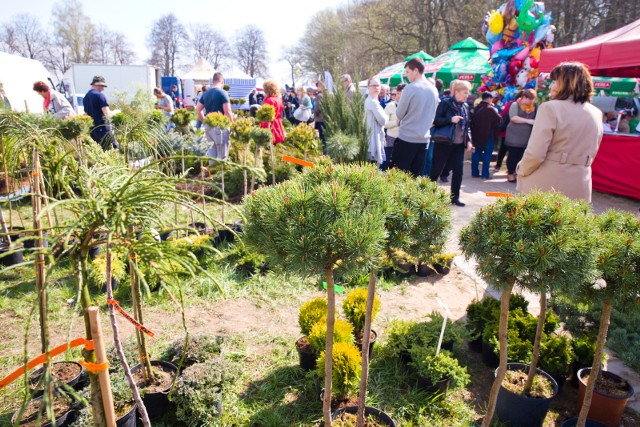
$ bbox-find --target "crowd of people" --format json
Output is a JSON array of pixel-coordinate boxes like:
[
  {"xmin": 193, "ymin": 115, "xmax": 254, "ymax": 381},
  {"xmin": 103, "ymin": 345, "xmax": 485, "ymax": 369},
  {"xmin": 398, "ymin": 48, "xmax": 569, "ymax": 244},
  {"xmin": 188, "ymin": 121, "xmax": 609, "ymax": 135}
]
[
  {"xmin": 31, "ymin": 58, "xmax": 623, "ymax": 205},
  {"xmin": 361, "ymin": 58, "xmax": 605, "ymax": 205}
]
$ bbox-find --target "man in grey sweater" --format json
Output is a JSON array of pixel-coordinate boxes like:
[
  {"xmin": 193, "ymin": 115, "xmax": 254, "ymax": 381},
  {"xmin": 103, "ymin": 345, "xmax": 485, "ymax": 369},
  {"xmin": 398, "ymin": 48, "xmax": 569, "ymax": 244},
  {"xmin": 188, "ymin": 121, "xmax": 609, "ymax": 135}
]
[{"xmin": 393, "ymin": 58, "xmax": 440, "ymax": 176}]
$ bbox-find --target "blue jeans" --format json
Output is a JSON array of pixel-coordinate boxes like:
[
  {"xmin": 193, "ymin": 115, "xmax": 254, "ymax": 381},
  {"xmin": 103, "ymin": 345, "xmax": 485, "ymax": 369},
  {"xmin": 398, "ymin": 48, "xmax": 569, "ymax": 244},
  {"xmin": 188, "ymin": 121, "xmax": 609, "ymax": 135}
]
[
  {"xmin": 422, "ymin": 140, "xmax": 435, "ymax": 176},
  {"xmin": 471, "ymin": 139, "xmax": 494, "ymax": 178}
]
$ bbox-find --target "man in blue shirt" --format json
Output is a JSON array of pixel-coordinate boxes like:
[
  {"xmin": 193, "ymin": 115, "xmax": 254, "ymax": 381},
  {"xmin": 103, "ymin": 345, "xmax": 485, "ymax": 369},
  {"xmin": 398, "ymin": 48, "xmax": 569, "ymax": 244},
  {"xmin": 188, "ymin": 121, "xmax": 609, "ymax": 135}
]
[
  {"xmin": 196, "ymin": 72, "xmax": 234, "ymax": 160},
  {"xmin": 83, "ymin": 76, "xmax": 120, "ymax": 150}
]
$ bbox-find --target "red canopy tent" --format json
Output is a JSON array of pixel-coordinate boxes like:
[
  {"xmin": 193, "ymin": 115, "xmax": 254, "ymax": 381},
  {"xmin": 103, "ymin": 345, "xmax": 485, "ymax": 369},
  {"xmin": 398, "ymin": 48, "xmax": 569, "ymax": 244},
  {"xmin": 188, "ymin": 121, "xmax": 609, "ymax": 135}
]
[{"xmin": 539, "ymin": 18, "xmax": 640, "ymax": 77}]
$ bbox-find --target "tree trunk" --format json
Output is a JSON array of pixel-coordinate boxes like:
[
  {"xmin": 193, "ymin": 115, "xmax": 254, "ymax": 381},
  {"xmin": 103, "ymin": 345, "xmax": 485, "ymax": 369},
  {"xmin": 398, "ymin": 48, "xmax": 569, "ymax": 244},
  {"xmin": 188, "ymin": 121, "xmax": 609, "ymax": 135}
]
[
  {"xmin": 243, "ymin": 144, "xmax": 248, "ymax": 196},
  {"xmin": 323, "ymin": 267, "xmax": 336, "ymax": 427},
  {"xmin": 251, "ymin": 146, "xmax": 260, "ymax": 191},
  {"xmin": 524, "ymin": 292, "xmax": 547, "ymax": 394},
  {"xmin": 0, "ymin": 135, "xmax": 14, "ymax": 240},
  {"xmin": 482, "ymin": 280, "xmax": 514, "ymax": 427},
  {"xmin": 219, "ymin": 128, "xmax": 225, "ymax": 225},
  {"xmin": 105, "ymin": 237, "xmax": 151, "ymax": 427},
  {"xmin": 577, "ymin": 300, "xmax": 613, "ymax": 427},
  {"xmin": 130, "ymin": 251, "xmax": 153, "ymax": 381},
  {"xmin": 356, "ymin": 270, "xmax": 377, "ymax": 426}
]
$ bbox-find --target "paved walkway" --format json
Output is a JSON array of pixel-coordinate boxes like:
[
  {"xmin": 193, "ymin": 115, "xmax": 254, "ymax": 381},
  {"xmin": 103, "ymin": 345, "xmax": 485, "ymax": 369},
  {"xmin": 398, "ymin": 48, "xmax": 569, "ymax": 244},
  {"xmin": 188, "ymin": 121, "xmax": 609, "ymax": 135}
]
[{"xmin": 440, "ymin": 161, "xmax": 640, "ymax": 412}]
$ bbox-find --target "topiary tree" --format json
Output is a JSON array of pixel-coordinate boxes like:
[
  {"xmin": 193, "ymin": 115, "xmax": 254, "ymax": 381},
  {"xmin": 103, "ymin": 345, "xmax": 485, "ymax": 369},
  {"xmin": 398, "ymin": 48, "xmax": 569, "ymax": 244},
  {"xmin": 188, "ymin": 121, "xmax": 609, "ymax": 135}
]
[
  {"xmin": 204, "ymin": 112, "xmax": 231, "ymax": 224},
  {"xmin": 459, "ymin": 191, "xmax": 597, "ymax": 427},
  {"xmin": 247, "ymin": 127, "xmax": 272, "ymax": 191},
  {"xmin": 243, "ymin": 163, "xmax": 392, "ymax": 426},
  {"xmin": 287, "ymin": 122, "xmax": 318, "ymax": 161},
  {"xmin": 576, "ymin": 209, "xmax": 640, "ymax": 427},
  {"xmin": 299, "ymin": 297, "xmax": 328, "ymax": 336},
  {"xmin": 316, "ymin": 342, "xmax": 362, "ymax": 401},
  {"xmin": 342, "ymin": 288, "xmax": 380, "ymax": 335},
  {"xmin": 230, "ymin": 117, "xmax": 254, "ymax": 196},
  {"xmin": 308, "ymin": 318, "xmax": 355, "ymax": 354}
]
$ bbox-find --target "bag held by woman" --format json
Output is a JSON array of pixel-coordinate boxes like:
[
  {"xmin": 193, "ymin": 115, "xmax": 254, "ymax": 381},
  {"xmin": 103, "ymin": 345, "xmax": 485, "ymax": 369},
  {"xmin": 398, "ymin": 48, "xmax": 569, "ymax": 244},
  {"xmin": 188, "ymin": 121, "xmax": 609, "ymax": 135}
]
[
  {"xmin": 430, "ymin": 123, "xmax": 456, "ymax": 145},
  {"xmin": 293, "ymin": 106, "xmax": 312, "ymax": 122}
]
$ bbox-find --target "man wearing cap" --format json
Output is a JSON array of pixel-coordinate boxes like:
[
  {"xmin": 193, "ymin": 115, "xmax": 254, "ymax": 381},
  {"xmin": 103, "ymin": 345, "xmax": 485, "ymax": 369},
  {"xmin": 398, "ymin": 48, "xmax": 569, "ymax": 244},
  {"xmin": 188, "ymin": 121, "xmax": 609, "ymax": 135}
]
[
  {"xmin": 342, "ymin": 74, "xmax": 356, "ymax": 100},
  {"xmin": 84, "ymin": 76, "xmax": 120, "ymax": 150}
]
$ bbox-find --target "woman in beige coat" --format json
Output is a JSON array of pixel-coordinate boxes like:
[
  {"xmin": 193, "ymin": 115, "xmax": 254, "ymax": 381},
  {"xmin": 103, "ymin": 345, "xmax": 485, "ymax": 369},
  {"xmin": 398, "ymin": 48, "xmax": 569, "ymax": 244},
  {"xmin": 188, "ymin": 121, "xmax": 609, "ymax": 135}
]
[{"xmin": 516, "ymin": 62, "xmax": 603, "ymax": 203}]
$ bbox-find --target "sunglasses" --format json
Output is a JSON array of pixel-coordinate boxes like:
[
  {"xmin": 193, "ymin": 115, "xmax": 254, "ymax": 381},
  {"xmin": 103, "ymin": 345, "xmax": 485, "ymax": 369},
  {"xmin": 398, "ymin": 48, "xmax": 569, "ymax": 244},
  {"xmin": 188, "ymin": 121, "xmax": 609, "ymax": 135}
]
[{"xmin": 369, "ymin": 84, "xmax": 380, "ymax": 87}]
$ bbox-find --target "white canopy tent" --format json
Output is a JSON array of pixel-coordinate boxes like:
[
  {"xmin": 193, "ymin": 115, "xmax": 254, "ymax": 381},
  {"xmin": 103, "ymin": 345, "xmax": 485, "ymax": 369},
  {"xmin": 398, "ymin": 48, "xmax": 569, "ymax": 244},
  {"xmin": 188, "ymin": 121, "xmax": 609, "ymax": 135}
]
[
  {"xmin": 0, "ymin": 52, "xmax": 50, "ymax": 113},
  {"xmin": 182, "ymin": 57, "xmax": 216, "ymax": 107},
  {"xmin": 220, "ymin": 66, "xmax": 256, "ymax": 110}
]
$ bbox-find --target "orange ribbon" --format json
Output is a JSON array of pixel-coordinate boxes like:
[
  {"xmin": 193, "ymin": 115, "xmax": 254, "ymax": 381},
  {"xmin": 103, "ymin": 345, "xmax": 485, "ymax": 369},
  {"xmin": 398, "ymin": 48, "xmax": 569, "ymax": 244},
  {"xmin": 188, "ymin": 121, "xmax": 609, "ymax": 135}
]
[
  {"xmin": 282, "ymin": 155, "xmax": 315, "ymax": 168},
  {"xmin": 77, "ymin": 359, "xmax": 109, "ymax": 374},
  {"xmin": 486, "ymin": 192, "xmax": 514, "ymax": 198},
  {"xmin": 0, "ymin": 337, "xmax": 94, "ymax": 390},
  {"xmin": 107, "ymin": 299, "xmax": 155, "ymax": 337}
]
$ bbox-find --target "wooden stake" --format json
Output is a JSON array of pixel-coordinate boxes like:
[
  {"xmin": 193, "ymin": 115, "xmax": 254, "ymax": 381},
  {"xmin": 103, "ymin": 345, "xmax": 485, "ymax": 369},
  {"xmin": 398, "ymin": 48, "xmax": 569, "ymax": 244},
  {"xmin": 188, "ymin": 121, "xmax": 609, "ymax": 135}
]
[{"xmin": 87, "ymin": 307, "xmax": 117, "ymax": 427}]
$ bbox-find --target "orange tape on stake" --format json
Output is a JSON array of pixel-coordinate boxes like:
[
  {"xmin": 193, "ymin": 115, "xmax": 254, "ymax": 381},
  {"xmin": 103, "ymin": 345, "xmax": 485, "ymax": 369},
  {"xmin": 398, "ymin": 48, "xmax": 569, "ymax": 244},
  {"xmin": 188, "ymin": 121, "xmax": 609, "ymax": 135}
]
[
  {"xmin": 77, "ymin": 359, "xmax": 109, "ymax": 374},
  {"xmin": 486, "ymin": 192, "xmax": 514, "ymax": 198},
  {"xmin": 107, "ymin": 299, "xmax": 155, "ymax": 337},
  {"xmin": 0, "ymin": 337, "xmax": 94, "ymax": 390},
  {"xmin": 282, "ymin": 155, "xmax": 314, "ymax": 168}
]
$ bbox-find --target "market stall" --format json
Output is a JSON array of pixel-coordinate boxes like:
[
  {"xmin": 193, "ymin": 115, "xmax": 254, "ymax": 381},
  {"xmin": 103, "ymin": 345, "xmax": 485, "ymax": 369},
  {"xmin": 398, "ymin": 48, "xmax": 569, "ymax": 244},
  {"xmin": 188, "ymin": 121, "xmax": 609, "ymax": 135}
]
[
  {"xmin": 539, "ymin": 18, "xmax": 640, "ymax": 200},
  {"xmin": 429, "ymin": 38, "xmax": 491, "ymax": 91},
  {"xmin": 374, "ymin": 51, "xmax": 434, "ymax": 87}
]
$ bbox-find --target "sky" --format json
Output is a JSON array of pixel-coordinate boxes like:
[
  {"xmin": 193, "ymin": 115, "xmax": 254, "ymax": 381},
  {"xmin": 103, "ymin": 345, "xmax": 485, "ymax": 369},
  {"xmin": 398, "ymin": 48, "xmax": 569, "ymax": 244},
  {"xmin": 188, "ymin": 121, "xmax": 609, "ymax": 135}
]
[{"xmin": 3, "ymin": 0, "xmax": 348, "ymax": 84}]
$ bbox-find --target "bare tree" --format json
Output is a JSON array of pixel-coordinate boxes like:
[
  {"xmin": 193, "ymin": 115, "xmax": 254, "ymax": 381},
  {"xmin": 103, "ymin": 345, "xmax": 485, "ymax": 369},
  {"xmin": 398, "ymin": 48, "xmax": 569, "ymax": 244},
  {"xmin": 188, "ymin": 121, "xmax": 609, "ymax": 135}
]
[
  {"xmin": 147, "ymin": 13, "xmax": 189, "ymax": 75},
  {"xmin": 234, "ymin": 25, "xmax": 269, "ymax": 78},
  {"xmin": 0, "ymin": 14, "xmax": 49, "ymax": 60},
  {"xmin": 280, "ymin": 46, "xmax": 304, "ymax": 87},
  {"xmin": 111, "ymin": 32, "xmax": 136, "ymax": 65},
  {"xmin": 189, "ymin": 23, "xmax": 231, "ymax": 69},
  {"xmin": 52, "ymin": 0, "xmax": 97, "ymax": 63},
  {"xmin": 94, "ymin": 24, "xmax": 113, "ymax": 64}
]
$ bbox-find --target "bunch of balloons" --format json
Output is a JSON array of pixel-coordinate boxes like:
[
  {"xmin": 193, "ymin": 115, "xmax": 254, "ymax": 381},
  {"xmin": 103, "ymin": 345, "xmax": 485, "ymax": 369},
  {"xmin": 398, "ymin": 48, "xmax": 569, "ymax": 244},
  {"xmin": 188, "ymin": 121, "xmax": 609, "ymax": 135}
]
[{"xmin": 480, "ymin": 0, "xmax": 555, "ymax": 102}]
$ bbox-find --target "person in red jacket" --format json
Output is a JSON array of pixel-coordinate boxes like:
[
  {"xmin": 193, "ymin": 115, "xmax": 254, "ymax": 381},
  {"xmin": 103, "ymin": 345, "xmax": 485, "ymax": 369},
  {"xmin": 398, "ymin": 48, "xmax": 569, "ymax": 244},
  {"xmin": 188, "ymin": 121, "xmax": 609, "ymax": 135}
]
[{"xmin": 260, "ymin": 80, "xmax": 285, "ymax": 144}]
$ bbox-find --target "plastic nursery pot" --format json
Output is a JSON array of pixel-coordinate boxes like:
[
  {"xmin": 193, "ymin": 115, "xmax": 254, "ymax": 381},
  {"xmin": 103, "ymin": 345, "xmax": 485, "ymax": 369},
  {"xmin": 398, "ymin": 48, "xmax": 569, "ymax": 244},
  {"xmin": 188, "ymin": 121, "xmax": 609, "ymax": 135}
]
[
  {"xmin": 356, "ymin": 330, "xmax": 378, "ymax": 360},
  {"xmin": 331, "ymin": 405, "xmax": 396, "ymax": 427},
  {"xmin": 159, "ymin": 230, "xmax": 174, "ymax": 241},
  {"xmin": 131, "ymin": 360, "xmax": 178, "ymax": 419},
  {"xmin": 7, "ymin": 226, "xmax": 26, "ymax": 242},
  {"xmin": 21, "ymin": 231, "xmax": 49, "ymax": 250},
  {"xmin": 29, "ymin": 361, "xmax": 84, "ymax": 397},
  {"xmin": 295, "ymin": 336, "xmax": 317, "ymax": 371},
  {"xmin": 88, "ymin": 244, "xmax": 101, "ymax": 260},
  {"xmin": 495, "ymin": 362, "xmax": 559, "ymax": 427},
  {"xmin": 433, "ymin": 261, "xmax": 451, "ymax": 275},
  {"xmin": 187, "ymin": 222, "xmax": 207, "ymax": 235},
  {"xmin": 550, "ymin": 372, "xmax": 568, "ymax": 393},
  {"xmin": 0, "ymin": 243, "xmax": 24, "ymax": 266},
  {"xmin": 560, "ymin": 417, "xmax": 609, "ymax": 427},
  {"xmin": 116, "ymin": 403, "xmax": 138, "ymax": 427},
  {"xmin": 11, "ymin": 394, "xmax": 76, "ymax": 427},
  {"xmin": 100, "ymin": 279, "xmax": 119, "ymax": 293},
  {"xmin": 416, "ymin": 375, "xmax": 451, "ymax": 396},
  {"xmin": 416, "ymin": 263, "xmax": 434, "ymax": 277},
  {"xmin": 577, "ymin": 368, "xmax": 635, "ymax": 427},
  {"xmin": 395, "ymin": 262, "xmax": 416, "ymax": 277}
]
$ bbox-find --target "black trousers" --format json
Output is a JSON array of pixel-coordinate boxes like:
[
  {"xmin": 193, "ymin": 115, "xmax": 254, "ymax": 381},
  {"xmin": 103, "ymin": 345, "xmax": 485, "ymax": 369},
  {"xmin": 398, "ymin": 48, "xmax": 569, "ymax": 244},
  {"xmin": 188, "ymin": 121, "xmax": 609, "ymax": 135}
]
[
  {"xmin": 392, "ymin": 138, "xmax": 427, "ymax": 177},
  {"xmin": 429, "ymin": 142, "xmax": 465, "ymax": 201},
  {"xmin": 494, "ymin": 136, "xmax": 508, "ymax": 169},
  {"xmin": 506, "ymin": 146, "xmax": 526, "ymax": 174}
]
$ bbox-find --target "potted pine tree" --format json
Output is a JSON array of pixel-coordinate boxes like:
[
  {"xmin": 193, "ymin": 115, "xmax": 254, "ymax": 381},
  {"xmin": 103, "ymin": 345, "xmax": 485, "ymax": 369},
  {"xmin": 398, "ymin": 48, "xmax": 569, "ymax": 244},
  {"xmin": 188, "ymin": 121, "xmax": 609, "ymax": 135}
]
[
  {"xmin": 244, "ymin": 163, "xmax": 393, "ymax": 427},
  {"xmin": 459, "ymin": 191, "xmax": 598, "ymax": 427},
  {"xmin": 247, "ymin": 127, "xmax": 272, "ymax": 191},
  {"xmin": 230, "ymin": 117, "xmax": 254, "ymax": 196},
  {"xmin": 286, "ymin": 122, "xmax": 318, "ymax": 161},
  {"xmin": 574, "ymin": 209, "xmax": 640, "ymax": 427}
]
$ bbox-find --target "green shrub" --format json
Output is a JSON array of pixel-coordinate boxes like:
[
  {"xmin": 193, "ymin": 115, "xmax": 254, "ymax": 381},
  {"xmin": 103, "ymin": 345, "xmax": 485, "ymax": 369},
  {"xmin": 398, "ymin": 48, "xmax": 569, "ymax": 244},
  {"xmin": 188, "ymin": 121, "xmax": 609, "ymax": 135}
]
[
  {"xmin": 539, "ymin": 334, "xmax": 574, "ymax": 376},
  {"xmin": 174, "ymin": 360, "xmax": 229, "ymax": 426},
  {"xmin": 161, "ymin": 334, "xmax": 225, "ymax": 368},
  {"xmin": 256, "ymin": 104, "xmax": 276, "ymax": 123},
  {"xmin": 316, "ymin": 342, "xmax": 362, "ymax": 400},
  {"xmin": 409, "ymin": 349, "xmax": 469, "ymax": 389},
  {"xmin": 299, "ymin": 297, "xmax": 328, "ymax": 336},
  {"xmin": 465, "ymin": 294, "xmax": 529, "ymax": 341},
  {"xmin": 384, "ymin": 314, "xmax": 463, "ymax": 360},
  {"xmin": 325, "ymin": 131, "xmax": 360, "ymax": 163},
  {"xmin": 572, "ymin": 335, "xmax": 598, "ymax": 368},
  {"xmin": 88, "ymin": 252, "xmax": 127, "ymax": 287},
  {"xmin": 308, "ymin": 318, "xmax": 354, "ymax": 354},
  {"xmin": 342, "ymin": 288, "xmax": 380, "ymax": 333}
]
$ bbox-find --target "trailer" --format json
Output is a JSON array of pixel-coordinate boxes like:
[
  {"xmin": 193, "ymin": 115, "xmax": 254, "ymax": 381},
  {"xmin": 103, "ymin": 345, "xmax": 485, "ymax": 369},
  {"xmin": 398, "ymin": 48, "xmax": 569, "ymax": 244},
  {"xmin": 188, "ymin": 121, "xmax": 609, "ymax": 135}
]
[{"xmin": 61, "ymin": 64, "xmax": 161, "ymax": 108}]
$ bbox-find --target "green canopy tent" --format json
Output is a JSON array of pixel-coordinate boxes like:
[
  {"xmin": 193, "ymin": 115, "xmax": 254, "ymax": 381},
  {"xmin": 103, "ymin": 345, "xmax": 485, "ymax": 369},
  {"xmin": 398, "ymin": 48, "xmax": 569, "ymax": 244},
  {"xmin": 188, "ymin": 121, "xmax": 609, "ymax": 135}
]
[
  {"xmin": 426, "ymin": 38, "xmax": 491, "ymax": 91},
  {"xmin": 592, "ymin": 77, "xmax": 640, "ymax": 97},
  {"xmin": 374, "ymin": 51, "xmax": 434, "ymax": 87}
]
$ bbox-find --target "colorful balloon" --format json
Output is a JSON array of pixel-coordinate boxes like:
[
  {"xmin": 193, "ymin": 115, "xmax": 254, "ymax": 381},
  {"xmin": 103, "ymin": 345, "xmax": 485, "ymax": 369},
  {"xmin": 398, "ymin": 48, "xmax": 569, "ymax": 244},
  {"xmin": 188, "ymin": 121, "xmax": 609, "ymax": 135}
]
[
  {"xmin": 508, "ymin": 59, "xmax": 523, "ymax": 76},
  {"xmin": 516, "ymin": 69, "xmax": 529, "ymax": 87},
  {"xmin": 490, "ymin": 39, "xmax": 505, "ymax": 54},
  {"xmin": 517, "ymin": 0, "xmax": 544, "ymax": 35},
  {"xmin": 502, "ymin": 18, "xmax": 519, "ymax": 44},
  {"xmin": 489, "ymin": 10, "xmax": 504, "ymax": 34},
  {"xmin": 514, "ymin": 45, "xmax": 531, "ymax": 61},
  {"xmin": 487, "ymin": 28, "xmax": 501, "ymax": 45},
  {"xmin": 503, "ymin": 0, "xmax": 517, "ymax": 23}
]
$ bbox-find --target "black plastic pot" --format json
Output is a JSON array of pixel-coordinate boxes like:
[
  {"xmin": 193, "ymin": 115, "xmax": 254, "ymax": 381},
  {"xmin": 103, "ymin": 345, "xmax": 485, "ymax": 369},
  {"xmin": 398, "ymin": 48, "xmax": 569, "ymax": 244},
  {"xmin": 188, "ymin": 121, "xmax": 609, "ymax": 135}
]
[
  {"xmin": 101, "ymin": 279, "xmax": 119, "ymax": 293},
  {"xmin": 433, "ymin": 262, "xmax": 451, "ymax": 275},
  {"xmin": 295, "ymin": 336, "xmax": 317, "ymax": 371},
  {"xmin": 117, "ymin": 403, "xmax": 137, "ymax": 427},
  {"xmin": 549, "ymin": 372, "xmax": 568, "ymax": 393},
  {"xmin": 11, "ymin": 395, "xmax": 76, "ymax": 427},
  {"xmin": 416, "ymin": 375, "xmax": 451, "ymax": 396},
  {"xmin": 357, "ymin": 330, "xmax": 377, "ymax": 360},
  {"xmin": 416, "ymin": 263, "xmax": 434, "ymax": 277},
  {"xmin": 495, "ymin": 362, "xmax": 559, "ymax": 427},
  {"xmin": 217, "ymin": 222, "xmax": 241, "ymax": 245},
  {"xmin": 560, "ymin": 418, "xmax": 609, "ymax": 427},
  {"xmin": 29, "ymin": 361, "xmax": 84, "ymax": 397},
  {"xmin": 131, "ymin": 360, "xmax": 178, "ymax": 419},
  {"xmin": 22, "ymin": 231, "xmax": 49, "ymax": 250},
  {"xmin": 7, "ymin": 226, "xmax": 25, "ymax": 242},
  {"xmin": 159, "ymin": 230, "xmax": 174, "ymax": 241},
  {"xmin": 481, "ymin": 340, "xmax": 499, "ymax": 368},
  {"xmin": 0, "ymin": 243, "xmax": 24, "ymax": 266},
  {"xmin": 395, "ymin": 262, "xmax": 415, "ymax": 277},
  {"xmin": 88, "ymin": 245, "xmax": 101, "ymax": 260},
  {"xmin": 187, "ymin": 222, "xmax": 207, "ymax": 234},
  {"xmin": 331, "ymin": 406, "xmax": 396, "ymax": 426}
]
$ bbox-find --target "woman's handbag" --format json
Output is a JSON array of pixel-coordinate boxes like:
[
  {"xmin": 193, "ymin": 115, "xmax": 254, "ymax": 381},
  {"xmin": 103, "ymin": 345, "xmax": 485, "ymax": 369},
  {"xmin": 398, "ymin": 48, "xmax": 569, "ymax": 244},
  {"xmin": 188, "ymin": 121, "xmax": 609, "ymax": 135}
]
[
  {"xmin": 293, "ymin": 106, "xmax": 312, "ymax": 122},
  {"xmin": 430, "ymin": 123, "xmax": 456, "ymax": 145}
]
